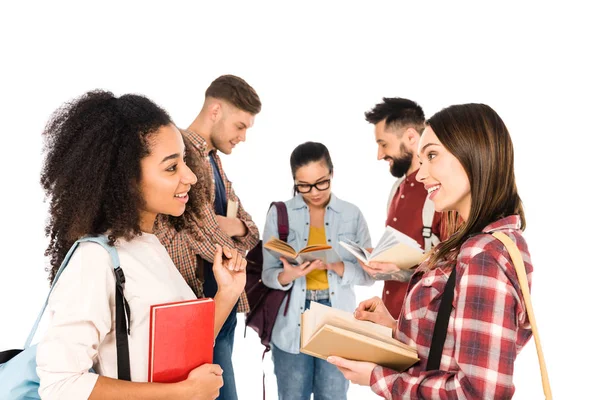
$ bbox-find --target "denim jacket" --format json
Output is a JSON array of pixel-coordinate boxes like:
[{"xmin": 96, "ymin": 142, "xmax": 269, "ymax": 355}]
[{"xmin": 261, "ymin": 193, "xmax": 373, "ymax": 354}]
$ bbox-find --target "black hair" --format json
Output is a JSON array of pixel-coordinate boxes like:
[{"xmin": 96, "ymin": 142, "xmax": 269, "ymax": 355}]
[
  {"xmin": 364, "ymin": 97, "xmax": 425, "ymax": 133},
  {"xmin": 290, "ymin": 141, "xmax": 333, "ymax": 194},
  {"xmin": 40, "ymin": 90, "xmax": 209, "ymax": 283}
]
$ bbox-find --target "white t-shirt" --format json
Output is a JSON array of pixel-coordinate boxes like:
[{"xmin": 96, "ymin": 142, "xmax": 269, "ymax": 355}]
[{"xmin": 36, "ymin": 232, "xmax": 196, "ymax": 400}]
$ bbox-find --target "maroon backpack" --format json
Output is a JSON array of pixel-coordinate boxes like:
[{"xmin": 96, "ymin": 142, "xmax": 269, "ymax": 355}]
[{"xmin": 244, "ymin": 202, "xmax": 293, "ymax": 352}]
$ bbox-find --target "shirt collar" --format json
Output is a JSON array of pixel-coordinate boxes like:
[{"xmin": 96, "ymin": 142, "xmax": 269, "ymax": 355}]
[
  {"xmin": 482, "ymin": 215, "xmax": 522, "ymax": 232},
  {"xmin": 183, "ymin": 129, "xmax": 210, "ymax": 157},
  {"xmin": 404, "ymin": 168, "xmax": 420, "ymax": 184},
  {"xmin": 290, "ymin": 192, "xmax": 341, "ymax": 213}
]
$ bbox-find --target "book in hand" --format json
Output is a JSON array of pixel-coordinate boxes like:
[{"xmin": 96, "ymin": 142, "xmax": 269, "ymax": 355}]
[
  {"xmin": 263, "ymin": 236, "xmax": 342, "ymax": 265},
  {"xmin": 339, "ymin": 225, "xmax": 425, "ymax": 270},
  {"xmin": 300, "ymin": 301, "xmax": 419, "ymax": 371},
  {"xmin": 226, "ymin": 199, "xmax": 238, "ymax": 218},
  {"xmin": 148, "ymin": 298, "xmax": 215, "ymax": 383}
]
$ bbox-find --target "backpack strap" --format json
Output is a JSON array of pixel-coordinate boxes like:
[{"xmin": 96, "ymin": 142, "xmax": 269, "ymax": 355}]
[
  {"xmin": 492, "ymin": 232, "xmax": 552, "ymax": 399},
  {"xmin": 269, "ymin": 201, "xmax": 293, "ymax": 316},
  {"xmin": 386, "ymin": 177, "xmax": 405, "ymax": 213},
  {"xmin": 25, "ymin": 236, "xmax": 131, "ymax": 381},
  {"xmin": 387, "ymin": 176, "xmax": 440, "ymax": 252},
  {"xmin": 422, "ymin": 197, "xmax": 440, "ymax": 252},
  {"xmin": 270, "ymin": 201, "xmax": 289, "ymax": 242},
  {"xmin": 426, "ymin": 266, "xmax": 456, "ymax": 371}
]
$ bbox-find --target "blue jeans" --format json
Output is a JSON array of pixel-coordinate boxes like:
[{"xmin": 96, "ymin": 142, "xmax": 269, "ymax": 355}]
[
  {"xmin": 271, "ymin": 299, "xmax": 349, "ymax": 400},
  {"xmin": 214, "ymin": 303, "xmax": 238, "ymax": 400}
]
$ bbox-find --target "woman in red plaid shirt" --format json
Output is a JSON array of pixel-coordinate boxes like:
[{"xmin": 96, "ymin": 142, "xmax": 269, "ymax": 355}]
[{"xmin": 328, "ymin": 103, "xmax": 533, "ymax": 399}]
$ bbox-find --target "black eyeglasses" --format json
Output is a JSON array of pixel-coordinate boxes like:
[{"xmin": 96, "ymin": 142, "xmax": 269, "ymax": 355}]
[{"xmin": 294, "ymin": 179, "xmax": 331, "ymax": 193}]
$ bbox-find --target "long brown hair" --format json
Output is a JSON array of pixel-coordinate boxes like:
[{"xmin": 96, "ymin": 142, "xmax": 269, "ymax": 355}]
[{"xmin": 427, "ymin": 104, "xmax": 526, "ymax": 266}]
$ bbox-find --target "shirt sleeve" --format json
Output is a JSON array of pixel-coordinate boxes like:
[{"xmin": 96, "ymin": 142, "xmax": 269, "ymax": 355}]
[
  {"xmin": 154, "ymin": 216, "xmax": 204, "ymax": 297},
  {"xmin": 370, "ymin": 250, "xmax": 523, "ymax": 399},
  {"xmin": 339, "ymin": 208, "xmax": 374, "ymax": 287},
  {"xmin": 36, "ymin": 243, "xmax": 115, "ymax": 400}
]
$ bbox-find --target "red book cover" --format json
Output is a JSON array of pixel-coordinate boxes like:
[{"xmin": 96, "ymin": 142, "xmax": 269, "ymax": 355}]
[{"xmin": 148, "ymin": 298, "xmax": 215, "ymax": 383}]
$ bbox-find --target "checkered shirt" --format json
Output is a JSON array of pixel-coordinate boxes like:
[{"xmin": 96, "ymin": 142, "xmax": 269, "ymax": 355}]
[
  {"xmin": 370, "ymin": 215, "xmax": 533, "ymax": 399},
  {"xmin": 154, "ymin": 129, "xmax": 259, "ymax": 313}
]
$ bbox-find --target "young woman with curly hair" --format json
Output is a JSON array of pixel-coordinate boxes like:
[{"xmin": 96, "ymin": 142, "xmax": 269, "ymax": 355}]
[{"xmin": 35, "ymin": 90, "xmax": 246, "ymax": 400}]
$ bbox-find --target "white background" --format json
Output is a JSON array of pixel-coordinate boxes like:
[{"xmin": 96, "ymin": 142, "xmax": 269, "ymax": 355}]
[{"xmin": 1, "ymin": 1, "xmax": 598, "ymax": 399}]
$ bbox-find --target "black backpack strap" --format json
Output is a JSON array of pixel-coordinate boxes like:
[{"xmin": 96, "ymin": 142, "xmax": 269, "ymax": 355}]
[
  {"xmin": 426, "ymin": 267, "xmax": 456, "ymax": 371},
  {"xmin": 427, "ymin": 232, "xmax": 487, "ymax": 370},
  {"xmin": 114, "ymin": 266, "xmax": 132, "ymax": 381}
]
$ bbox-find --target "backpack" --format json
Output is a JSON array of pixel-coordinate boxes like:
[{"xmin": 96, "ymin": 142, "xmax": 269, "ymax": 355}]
[
  {"xmin": 387, "ymin": 176, "xmax": 441, "ymax": 251},
  {"xmin": 244, "ymin": 202, "xmax": 292, "ymax": 351},
  {"xmin": 0, "ymin": 236, "xmax": 131, "ymax": 400}
]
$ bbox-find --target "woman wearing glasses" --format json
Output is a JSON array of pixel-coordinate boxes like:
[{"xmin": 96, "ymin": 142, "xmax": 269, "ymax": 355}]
[{"xmin": 261, "ymin": 141, "xmax": 374, "ymax": 400}]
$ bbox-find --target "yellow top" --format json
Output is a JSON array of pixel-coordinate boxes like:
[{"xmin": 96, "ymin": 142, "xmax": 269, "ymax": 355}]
[{"xmin": 305, "ymin": 226, "xmax": 329, "ymax": 290}]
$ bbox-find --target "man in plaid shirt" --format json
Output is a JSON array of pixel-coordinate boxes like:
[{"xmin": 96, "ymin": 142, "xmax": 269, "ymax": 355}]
[{"xmin": 155, "ymin": 75, "xmax": 261, "ymax": 400}]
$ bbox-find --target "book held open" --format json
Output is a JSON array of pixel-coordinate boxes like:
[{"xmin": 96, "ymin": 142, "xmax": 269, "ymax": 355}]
[
  {"xmin": 263, "ymin": 237, "xmax": 342, "ymax": 265},
  {"xmin": 339, "ymin": 225, "xmax": 425, "ymax": 270},
  {"xmin": 300, "ymin": 302, "xmax": 419, "ymax": 371},
  {"xmin": 148, "ymin": 298, "xmax": 214, "ymax": 383}
]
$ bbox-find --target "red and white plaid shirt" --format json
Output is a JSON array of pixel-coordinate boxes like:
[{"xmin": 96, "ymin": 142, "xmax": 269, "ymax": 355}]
[
  {"xmin": 154, "ymin": 129, "xmax": 260, "ymax": 313},
  {"xmin": 371, "ymin": 215, "xmax": 533, "ymax": 399}
]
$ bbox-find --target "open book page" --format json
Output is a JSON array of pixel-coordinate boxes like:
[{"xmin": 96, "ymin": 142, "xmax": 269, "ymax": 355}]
[
  {"xmin": 308, "ymin": 301, "xmax": 392, "ymax": 339},
  {"xmin": 370, "ymin": 226, "xmax": 422, "ymax": 258},
  {"xmin": 301, "ymin": 302, "xmax": 418, "ymax": 371},
  {"xmin": 340, "ymin": 226, "xmax": 425, "ymax": 270},
  {"xmin": 297, "ymin": 248, "xmax": 342, "ymax": 264},
  {"xmin": 338, "ymin": 240, "xmax": 370, "ymax": 264},
  {"xmin": 265, "ymin": 239, "xmax": 342, "ymax": 265},
  {"xmin": 264, "ymin": 237, "xmax": 298, "ymax": 259}
]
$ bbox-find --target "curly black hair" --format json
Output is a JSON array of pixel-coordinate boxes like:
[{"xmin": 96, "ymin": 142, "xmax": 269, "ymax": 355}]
[{"xmin": 41, "ymin": 90, "xmax": 209, "ymax": 283}]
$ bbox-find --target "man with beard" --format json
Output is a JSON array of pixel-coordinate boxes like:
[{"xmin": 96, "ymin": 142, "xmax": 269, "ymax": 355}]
[
  {"xmin": 154, "ymin": 75, "xmax": 261, "ymax": 400},
  {"xmin": 361, "ymin": 97, "xmax": 443, "ymax": 319}
]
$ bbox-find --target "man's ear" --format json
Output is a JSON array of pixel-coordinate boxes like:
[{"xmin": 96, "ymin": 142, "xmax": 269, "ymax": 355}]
[
  {"xmin": 209, "ymin": 102, "xmax": 222, "ymax": 122},
  {"xmin": 405, "ymin": 128, "xmax": 419, "ymax": 144}
]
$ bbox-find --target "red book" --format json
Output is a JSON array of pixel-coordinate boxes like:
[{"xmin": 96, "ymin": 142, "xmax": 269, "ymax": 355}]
[{"xmin": 148, "ymin": 298, "xmax": 215, "ymax": 383}]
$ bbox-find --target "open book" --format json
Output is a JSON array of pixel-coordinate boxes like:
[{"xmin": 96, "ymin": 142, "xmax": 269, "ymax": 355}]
[
  {"xmin": 300, "ymin": 302, "xmax": 418, "ymax": 371},
  {"xmin": 263, "ymin": 237, "xmax": 342, "ymax": 265},
  {"xmin": 339, "ymin": 226, "xmax": 425, "ymax": 270}
]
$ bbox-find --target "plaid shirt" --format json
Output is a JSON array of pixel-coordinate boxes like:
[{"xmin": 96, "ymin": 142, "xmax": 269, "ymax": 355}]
[
  {"xmin": 154, "ymin": 130, "xmax": 260, "ymax": 313},
  {"xmin": 371, "ymin": 215, "xmax": 533, "ymax": 399}
]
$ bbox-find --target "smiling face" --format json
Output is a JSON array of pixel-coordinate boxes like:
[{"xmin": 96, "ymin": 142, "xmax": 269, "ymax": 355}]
[
  {"xmin": 374, "ymin": 121, "xmax": 417, "ymax": 177},
  {"xmin": 294, "ymin": 161, "xmax": 332, "ymax": 209},
  {"xmin": 139, "ymin": 123, "xmax": 197, "ymax": 231},
  {"xmin": 416, "ymin": 126, "xmax": 471, "ymax": 220},
  {"xmin": 209, "ymin": 102, "xmax": 255, "ymax": 155}
]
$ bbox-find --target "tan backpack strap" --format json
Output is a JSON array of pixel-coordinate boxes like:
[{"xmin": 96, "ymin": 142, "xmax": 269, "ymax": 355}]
[{"xmin": 492, "ymin": 232, "xmax": 552, "ymax": 400}]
